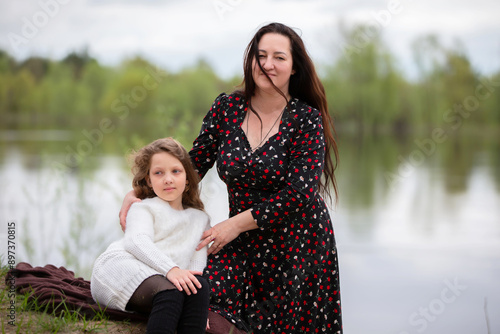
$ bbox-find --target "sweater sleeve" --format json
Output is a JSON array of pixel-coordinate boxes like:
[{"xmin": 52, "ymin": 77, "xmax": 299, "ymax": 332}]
[
  {"xmin": 187, "ymin": 218, "xmax": 211, "ymax": 272},
  {"xmin": 123, "ymin": 202, "xmax": 178, "ymax": 275},
  {"xmin": 250, "ymin": 106, "xmax": 326, "ymax": 229},
  {"xmin": 187, "ymin": 248, "xmax": 208, "ymax": 272}
]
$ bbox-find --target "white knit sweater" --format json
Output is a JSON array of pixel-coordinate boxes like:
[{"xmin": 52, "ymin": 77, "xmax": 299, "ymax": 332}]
[{"xmin": 90, "ymin": 197, "xmax": 210, "ymax": 311}]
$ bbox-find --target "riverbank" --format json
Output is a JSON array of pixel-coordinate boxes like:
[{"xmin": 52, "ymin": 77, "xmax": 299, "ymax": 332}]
[{"xmin": 0, "ymin": 266, "xmax": 147, "ymax": 333}]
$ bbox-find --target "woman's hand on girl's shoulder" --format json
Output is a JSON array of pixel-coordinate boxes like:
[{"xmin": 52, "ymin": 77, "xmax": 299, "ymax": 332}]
[{"xmin": 119, "ymin": 190, "xmax": 141, "ymax": 232}]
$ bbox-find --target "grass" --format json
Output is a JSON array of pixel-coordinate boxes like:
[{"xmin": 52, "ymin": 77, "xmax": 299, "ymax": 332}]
[{"xmin": 0, "ymin": 264, "xmax": 147, "ymax": 333}]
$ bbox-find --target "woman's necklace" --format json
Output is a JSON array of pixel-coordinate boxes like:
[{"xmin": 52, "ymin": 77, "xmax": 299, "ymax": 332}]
[{"xmin": 246, "ymin": 106, "xmax": 286, "ymax": 153}]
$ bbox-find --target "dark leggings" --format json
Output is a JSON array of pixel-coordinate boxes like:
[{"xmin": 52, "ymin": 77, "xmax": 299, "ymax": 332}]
[{"xmin": 126, "ymin": 275, "xmax": 210, "ymax": 334}]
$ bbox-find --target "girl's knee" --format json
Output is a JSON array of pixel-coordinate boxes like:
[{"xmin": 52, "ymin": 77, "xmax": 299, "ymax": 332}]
[{"xmin": 195, "ymin": 276, "xmax": 210, "ymax": 294}]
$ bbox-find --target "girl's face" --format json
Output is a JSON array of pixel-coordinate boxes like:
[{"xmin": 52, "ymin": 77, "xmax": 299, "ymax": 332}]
[
  {"xmin": 252, "ymin": 32, "xmax": 294, "ymax": 96},
  {"xmin": 147, "ymin": 152, "xmax": 187, "ymax": 210}
]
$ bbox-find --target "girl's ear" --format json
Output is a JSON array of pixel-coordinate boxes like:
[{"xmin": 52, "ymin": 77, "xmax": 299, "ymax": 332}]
[{"xmin": 146, "ymin": 175, "xmax": 152, "ymax": 188}]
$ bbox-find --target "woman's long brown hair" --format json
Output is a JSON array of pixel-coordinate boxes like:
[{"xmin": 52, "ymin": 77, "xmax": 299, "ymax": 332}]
[
  {"xmin": 131, "ymin": 137, "xmax": 204, "ymax": 210},
  {"xmin": 237, "ymin": 22, "xmax": 339, "ymax": 202}
]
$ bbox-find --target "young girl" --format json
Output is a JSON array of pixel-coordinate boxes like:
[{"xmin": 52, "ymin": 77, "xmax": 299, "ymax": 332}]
[{"xmin": 91, "ymin": 137, "xmax": 211, "ymax": 334}]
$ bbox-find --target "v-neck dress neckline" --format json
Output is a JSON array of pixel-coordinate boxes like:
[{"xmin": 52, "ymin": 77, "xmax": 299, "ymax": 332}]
[{"xmin": 238, "ymin": 107, "xmax": 288, "ymax": 156}]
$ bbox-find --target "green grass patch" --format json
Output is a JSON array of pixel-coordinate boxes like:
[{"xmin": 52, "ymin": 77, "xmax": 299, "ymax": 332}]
[{"xmin": 0, "ymin": 263, "xmax": 146, "ymax": 333}]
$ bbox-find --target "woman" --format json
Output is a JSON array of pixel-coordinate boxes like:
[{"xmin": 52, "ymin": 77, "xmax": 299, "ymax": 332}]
[{"xmin": 121, "ymin": 22, "xmax": 342, "ymax": 333}]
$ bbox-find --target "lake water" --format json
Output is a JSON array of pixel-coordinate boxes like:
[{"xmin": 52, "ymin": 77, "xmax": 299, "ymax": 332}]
[{"xmin": 1, "ymin": 131, "xmax": 499, "ymax": 334}]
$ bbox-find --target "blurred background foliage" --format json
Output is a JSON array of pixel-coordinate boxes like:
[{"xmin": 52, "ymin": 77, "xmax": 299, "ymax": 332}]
[{"xmin": 0, "ymin": 23, "xmax": 499, "ymax": 160}]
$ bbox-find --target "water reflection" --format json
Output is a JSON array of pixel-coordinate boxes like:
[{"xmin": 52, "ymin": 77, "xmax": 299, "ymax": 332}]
[
  {"xmin": 331, "ymin": 134, "xmax": 500, "ymax": 334},
  {"xmin": 1, "ymin": 131, "xmax": 499, "ymax": 333}
]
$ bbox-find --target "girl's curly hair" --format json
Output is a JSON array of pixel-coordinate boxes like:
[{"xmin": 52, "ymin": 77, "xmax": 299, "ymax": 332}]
[{"xmin": 131, "ymin": 137, "xmax": 204, "ymax": 211}]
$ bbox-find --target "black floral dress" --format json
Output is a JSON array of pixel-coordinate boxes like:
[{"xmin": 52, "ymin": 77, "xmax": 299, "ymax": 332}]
[{"xmin": 189, "ymin": 93, "xmax": 342, "ymax": 333}]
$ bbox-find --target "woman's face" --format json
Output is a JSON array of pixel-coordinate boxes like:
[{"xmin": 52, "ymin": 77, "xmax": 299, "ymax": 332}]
[{"xmin": 252, "ymin": 33, "xmax": 294, "ymax": 96}]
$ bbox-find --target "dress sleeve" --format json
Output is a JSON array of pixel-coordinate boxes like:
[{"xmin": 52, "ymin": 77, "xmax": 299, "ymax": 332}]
[
  {"xmin": 251, "ymin": 106, "xmax": 326, "ymax": 229},
  {"xmin": 123, "ymin": 202, "xmax": 178, "ymax": 275},
  {"xmin": 189, "ymin": 93, "xmax": 227, "ymax": 179}
]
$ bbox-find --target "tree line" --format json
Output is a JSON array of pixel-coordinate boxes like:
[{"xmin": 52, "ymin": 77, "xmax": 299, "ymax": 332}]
[{"xmin": 1, "ymin": 24, "xmax": 499, "ymax": 144}]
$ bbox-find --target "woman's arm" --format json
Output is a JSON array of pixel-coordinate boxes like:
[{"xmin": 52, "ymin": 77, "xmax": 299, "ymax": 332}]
[
  {"xmin": 197, "ymin": 209, "xmax": 258, "ymax": 254},
  {"xmin": 119, "ymin": 190, "xmax": 141, "ymax": 231},
  {"xmin": 189, "ymin": 93, "xmax": 227, "ymax": 179}
]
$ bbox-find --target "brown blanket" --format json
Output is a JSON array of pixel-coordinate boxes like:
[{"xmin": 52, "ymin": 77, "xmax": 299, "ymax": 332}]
[{"xmin": 6, "ymin": 262, "xmax": 247, "ymax": 334}]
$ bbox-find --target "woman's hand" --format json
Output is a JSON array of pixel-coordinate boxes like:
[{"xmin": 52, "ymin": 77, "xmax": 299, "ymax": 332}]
[
  {"xmin": 198, "ymin": 220, "xmax": 241, "ymax": 255},
  {"xmin": 197, "ymin": 210, "xmax": 258, "ymax": 255},
  {"xmin": 119, "ymin": 190, "xmax": 141, "ymax": 231},
  {"xmin": 166, "ymin": 267, "xmax": 203, "ymax": 295}
]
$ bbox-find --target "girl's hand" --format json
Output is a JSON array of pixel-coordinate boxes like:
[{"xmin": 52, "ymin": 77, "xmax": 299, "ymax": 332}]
[
  {"xmin": 197, "ymin": 210, "xmax": 257, "ymax": 255},
  {"xmin": 119, "ymin": 190, "xmax": 141, "ymax": 231},
  {"xmin": 166, "ymin": 267, "xmax": 203, "ymax": 295}
]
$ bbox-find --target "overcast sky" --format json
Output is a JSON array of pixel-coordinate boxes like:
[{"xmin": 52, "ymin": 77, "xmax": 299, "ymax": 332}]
[{"xmin": 1, "ymin": 0, "xmax": 499, "ymax": 79}]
